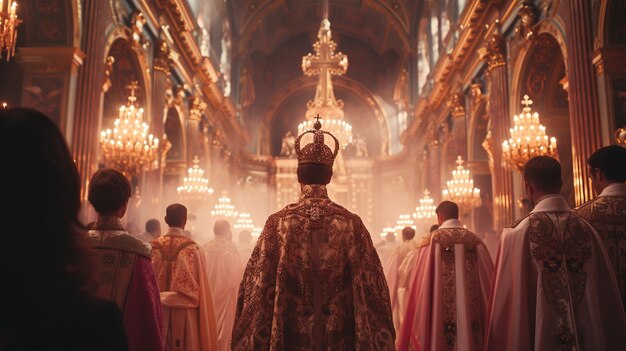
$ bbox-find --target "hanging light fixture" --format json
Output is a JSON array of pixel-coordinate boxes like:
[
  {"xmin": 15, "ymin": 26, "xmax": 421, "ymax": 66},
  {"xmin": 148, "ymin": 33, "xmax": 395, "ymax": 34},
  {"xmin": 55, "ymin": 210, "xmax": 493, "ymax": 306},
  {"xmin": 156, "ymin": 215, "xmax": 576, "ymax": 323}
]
[
  {"xmin": 252, "ymin": 226, "xmax": 263, "ymax": 238},
  {"xmin": 395, "ymin": 214, "xmax": 415, "ymax": 233},
  {"xmin": 177, "ymin": 156, "xmax": 214, "ymax": 201},
  {"xmin": 502, "ymin": 95, "xmax": 558, "ymax": 172},
  {"xmin": 380, "ymin": 226, "xmax": 396, "ymax": 240},
  {"xmin": 99, "ymin": 82, "xmax": 161, "ymax": 179},
  {"xmin": 0, "ymin": 0, "xmax": 21, "ymax": 62},
  {"xmin": 233, "ymin": 212, "xmax": 254, "ymax": 231},
  {"xmin": 210, "ymin": 192, "xmax": 238, "ymax": 219},
  {"xmin": 413, "ymin": 189, "xmax": 437, "ymax": 222},
  {"xmin": 442, "ymin": 156, "xmax": 481, "ymax": 209}
]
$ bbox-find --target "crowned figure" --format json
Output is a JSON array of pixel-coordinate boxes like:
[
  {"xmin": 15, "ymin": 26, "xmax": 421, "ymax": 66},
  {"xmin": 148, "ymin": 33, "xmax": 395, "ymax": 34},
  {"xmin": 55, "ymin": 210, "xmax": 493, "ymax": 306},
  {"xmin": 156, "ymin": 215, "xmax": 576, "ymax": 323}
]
[{"xmin": 231, "ymin": 117, "xmax": 395, "ymax": 350}]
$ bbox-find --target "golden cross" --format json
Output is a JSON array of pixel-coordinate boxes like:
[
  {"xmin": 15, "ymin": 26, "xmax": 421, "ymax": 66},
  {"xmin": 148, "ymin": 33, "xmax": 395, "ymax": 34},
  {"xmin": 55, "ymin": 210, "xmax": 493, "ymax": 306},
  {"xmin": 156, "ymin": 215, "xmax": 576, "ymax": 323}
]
[{"xmin": 314, "ymin": 114, "xmax": 322, "ymax": 123}]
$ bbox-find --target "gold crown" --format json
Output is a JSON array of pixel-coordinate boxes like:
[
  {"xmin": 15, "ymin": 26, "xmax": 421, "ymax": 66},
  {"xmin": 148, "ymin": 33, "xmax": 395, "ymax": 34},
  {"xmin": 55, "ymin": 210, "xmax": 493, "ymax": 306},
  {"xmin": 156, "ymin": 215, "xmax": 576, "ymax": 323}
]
[{"xmin": 295, "ymin": 116, "xmax": 339, "ymax": 167}]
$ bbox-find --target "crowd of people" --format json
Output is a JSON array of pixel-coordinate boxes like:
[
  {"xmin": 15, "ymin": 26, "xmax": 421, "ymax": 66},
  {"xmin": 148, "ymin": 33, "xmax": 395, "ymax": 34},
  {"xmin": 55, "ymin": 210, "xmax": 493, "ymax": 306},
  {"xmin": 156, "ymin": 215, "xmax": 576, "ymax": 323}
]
[{"xmin": 1, "ymin": 107, "xmax": 625, "ymax": 351}]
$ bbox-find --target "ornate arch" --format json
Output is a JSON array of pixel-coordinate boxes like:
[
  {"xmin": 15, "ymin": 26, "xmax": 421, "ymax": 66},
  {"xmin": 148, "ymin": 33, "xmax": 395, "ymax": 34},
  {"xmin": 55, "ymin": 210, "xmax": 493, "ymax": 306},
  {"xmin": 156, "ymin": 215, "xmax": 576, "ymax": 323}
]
[{"xmin": 258, "ymin": 76, "xmax": 391, "ymax": 155}]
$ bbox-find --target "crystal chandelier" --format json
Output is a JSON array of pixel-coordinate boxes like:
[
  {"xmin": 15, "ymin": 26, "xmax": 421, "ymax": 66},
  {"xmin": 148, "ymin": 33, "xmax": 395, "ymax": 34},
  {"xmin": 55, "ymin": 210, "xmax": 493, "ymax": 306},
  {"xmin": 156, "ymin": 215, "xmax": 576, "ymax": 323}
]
[
  {"xmin": 395, "ymin": 214, "xmax": 415, "ymax": 232},
  {"xmin": 442, "ymin": 156, "xmax": 481, "ymax": 209},
  {"xmin": 413, "ymin": 189, "xmax": 437, "ymax": 222},
  {"xmin": 99, "ymin": 82, "xmax": 160, "ymax": 179},
  {"xmin": 252, "ymin": 226, "xmax": 263, "ymax": 238},
  {"xmin": 0, "ymin": 0, "xmax": 20, "ymax": 62},
  {"xmin": 502, "ymin": 95, "xmax": 558, "ymax": 172},
  {"xmin": 380, "ymin": 226, "xmax": 396, "ymax": 239},
  {"xmin": 210, "ymin": 192, "xmax": 238, "ymax": 219},
  {"xmin": 177, "ymin": 156, "xmax": 214, "ymax": 201},
  {"xmin": 233, "ymin": 212, "xmax": 254, "ymax": 231},
  {"xmin": 298, "ymin": 118, "xmax": 353, "ymax": 149}
]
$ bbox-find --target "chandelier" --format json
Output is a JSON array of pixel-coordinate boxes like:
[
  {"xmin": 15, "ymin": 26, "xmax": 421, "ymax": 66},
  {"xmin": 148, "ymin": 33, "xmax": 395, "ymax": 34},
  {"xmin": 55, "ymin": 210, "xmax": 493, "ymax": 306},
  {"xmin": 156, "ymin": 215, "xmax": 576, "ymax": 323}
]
[
  {"xmin": 233, "ymin": 212, "xmax": 254, "ymax": 231},
  {"xmin": 210, "ymin": 192, "xmax": 238, "ymax": 219},
  {"xmin": 177, "ymin": 156, "xmax": 214, "ymax": 201},
  {"xmin": 442, "ymin": 156, "xmax": 481, "ymax": 209},
  {"xmin": 380, "ymin": 226, "xmax": 396, "ymax": 240},
  {"xmin": 413, "ymin": 189, "xmax": 437, "ymax": 222},
  {"xmin": 0, "ymin": 1, "xmax": 20, "ymax": 61},
  {"xmin": 395, "ymin": 214, "xmax": 415, "ymax": 233},
  {"xmin": 99, "ymin": 82, "xmax": 160, "ymax": 179},
  {"xmin": 502, "ymin": 95, "xmax": 558, "ymax": 172},
  {"xmin": 252, "ymin": 226, "xmax": 263, "ymax": 238}
]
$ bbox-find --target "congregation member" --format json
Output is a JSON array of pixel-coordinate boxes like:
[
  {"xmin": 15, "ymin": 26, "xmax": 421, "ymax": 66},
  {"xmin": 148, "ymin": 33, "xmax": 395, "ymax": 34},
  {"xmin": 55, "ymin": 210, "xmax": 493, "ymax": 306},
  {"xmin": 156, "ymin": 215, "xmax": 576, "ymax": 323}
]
[
  {"xmin": 152, "ymin": 204, "xmax": 218, "ymax": 351},
  {"xmin": 385, "ymin": 226, "xmax": 417, "ymax": 331},
  {"xmin": 576, "ymin": 145, "xmax": 626, "ymax": 311},
  {"xmin": 397, "ymin": 202, "xmax": 493, "ymax": 351},
  {"xmin": 203, "ymin": 220, "xmax": 243, "ymax": 350},
  {"xmin": 136, "ymin": 218, "xmax": 162, "ymax": 242},
  {"xmin": 0, "ymin": 108, "xmax": 128, "ymax": 350},
  {"xmin": 232, "ymin": 119, "xmax": 395, "ymax": 349},
  {"xmin": 87, "ymin": 168, "xmax": 164, "ymax": 351},
  {"xmin": 486, "ymin": 156, "xmax": 626, "ymax": 350}
]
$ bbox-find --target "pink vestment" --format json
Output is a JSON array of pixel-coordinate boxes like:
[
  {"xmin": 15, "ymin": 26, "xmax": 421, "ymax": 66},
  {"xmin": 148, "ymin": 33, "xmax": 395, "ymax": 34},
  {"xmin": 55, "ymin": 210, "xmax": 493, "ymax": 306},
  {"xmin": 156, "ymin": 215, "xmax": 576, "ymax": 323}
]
[
  {"xmin": 88, "ymin": 216, "xmax": 164, "ymax": 351},
  {"xmin": 152, "ymin": 227, "xmax": 218, "ymax": 351},
  {"xmin": 486, "ymin": 195, "xmax": 626, "ymax": 350},
  {"xmin": 203, "ymin": 238, "xmax": 243, "ymax": 350},
  {"xmin": 384, "ymin": 241, "xmax": 418, "ymax": 332},
  {"xmin": 397, "ymin": 219, "xmax": 493, "ymax": 351}
]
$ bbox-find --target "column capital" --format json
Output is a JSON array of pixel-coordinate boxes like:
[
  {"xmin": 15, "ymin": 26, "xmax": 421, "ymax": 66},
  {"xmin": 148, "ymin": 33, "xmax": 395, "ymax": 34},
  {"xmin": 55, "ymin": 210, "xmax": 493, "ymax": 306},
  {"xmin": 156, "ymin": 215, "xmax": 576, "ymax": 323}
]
[
  {"xmin": 480, "ymin": 24, "xmax": 506, "ymax": 72},
  {"xmin": 153, "ymin": 39, "xmax": 171, "ymax": 74}
]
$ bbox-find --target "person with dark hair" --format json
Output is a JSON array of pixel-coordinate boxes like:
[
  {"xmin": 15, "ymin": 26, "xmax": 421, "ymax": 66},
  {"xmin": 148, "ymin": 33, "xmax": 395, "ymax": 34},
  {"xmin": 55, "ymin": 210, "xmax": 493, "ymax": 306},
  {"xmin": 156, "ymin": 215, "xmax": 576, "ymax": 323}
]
[
  {"xmin": 203, "ymin": 220, "xmax": 243, "ymax": 350},
  {"xmin": 0, "ymin": 108, "xmax": 127, "ymax": 350},
  {"xmin": 397, "ymin": 201, "xmax": 493, "ymax": 350},
  {"xmin": 232, "ymin": 119, "xmax": 395, "ymax": 349},
  {"xmin": 576, "ymin": 145, "xmax": 626, "ymax": 311},
  {"xmin": 428, "ymin": 224, "xmax": 440, "ymax": 233},
  {"xmin": 151, "ymin": 204, "xmax": 218, "ymax": 351},
  {"xmin": 136, "ymin": 218, "xmax": 162, "ymax": 242},
  {"xmin": 237, "ymin": 229, "xmax": 254, "ymax": 261},
  {"xmin": 486, "ymin": 156, "xmax": 626, "ymax": 350},
  {"xmin": 87, "ymin": 168, "xmax": 164, "ymax": 351}
]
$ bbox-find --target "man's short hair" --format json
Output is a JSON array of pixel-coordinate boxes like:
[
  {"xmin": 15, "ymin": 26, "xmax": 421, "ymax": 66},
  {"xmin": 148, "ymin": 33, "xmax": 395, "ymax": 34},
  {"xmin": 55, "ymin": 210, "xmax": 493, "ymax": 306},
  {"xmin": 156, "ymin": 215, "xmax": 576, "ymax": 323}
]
[
  {"xmin": 429, "ymin": 224, "xmax": 440, "ymax": 233},
  {"xmin": 145, "ymin": 219, "xmax": 160, "ymax": 234},
  {"xmin": 523, "ymin": 156, "xmax": 562, "ymax": 194},
  {"xmin": 88, "ymin": 169, "xmax": 131, "ymax": 214},
  {"xmin": 214, "ymin": 220, "xmax": 231, "ymax": 237},
  {"xmin": 402, "ymin": 226, "xmax": 416, "ymax": 241},
  {"xmin": 165, "ymin": 204, "xmax": 187, "ymax": 227},
  {"xmin": 587, "ymin": 145, "xmax": 626, "ymax": 183},
  {"xmin": 436, "ymin": 201, "xmax": 459, "ymax": 220},
  {"xmin": 297, "ymin": 163, "xmax": 333, "ymax": 185},
  {"xmin": 239, "ymin": 230, "xmax": 252, "ymax": 243}
]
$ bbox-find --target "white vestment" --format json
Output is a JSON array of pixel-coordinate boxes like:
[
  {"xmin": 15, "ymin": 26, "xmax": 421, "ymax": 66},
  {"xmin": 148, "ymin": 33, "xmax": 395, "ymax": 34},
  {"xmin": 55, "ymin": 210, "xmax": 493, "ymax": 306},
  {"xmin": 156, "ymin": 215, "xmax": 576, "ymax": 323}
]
[{"xmin": 486, "ymin": 195, "xmax": 626, "ymax": 350}]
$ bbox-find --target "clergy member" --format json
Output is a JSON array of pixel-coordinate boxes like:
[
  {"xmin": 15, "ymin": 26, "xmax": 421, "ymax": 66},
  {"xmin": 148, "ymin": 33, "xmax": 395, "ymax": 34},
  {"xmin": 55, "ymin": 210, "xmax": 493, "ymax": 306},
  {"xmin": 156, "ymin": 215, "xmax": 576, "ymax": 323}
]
[
  {"xmin": 152, "ymin": 204, "xmax": 218, "ymax": 351},
  {"xmin": 397, "ymin": 201, "xmax": 493, "ymax": 351},
  {"xmin": 384, "ymin": 226, "xmax": 417, "ymax": 331},
  {"xmin": 576, "ymin": 145, "xmax": 626, "ymax": 311},
  {"xmin": 87, "ymin": 168, "xmax": 164, "ymax": 351},
  {"xmin": 203, "ymin": 220, "xmax": 243, "ymax": 350},
  {"xmin": 485, "ymin": 156, "xmax": 626, "ymax": 350},
  {"xmin": 232, "ymin": 118, "xmax": 395, "ymax": 349}
]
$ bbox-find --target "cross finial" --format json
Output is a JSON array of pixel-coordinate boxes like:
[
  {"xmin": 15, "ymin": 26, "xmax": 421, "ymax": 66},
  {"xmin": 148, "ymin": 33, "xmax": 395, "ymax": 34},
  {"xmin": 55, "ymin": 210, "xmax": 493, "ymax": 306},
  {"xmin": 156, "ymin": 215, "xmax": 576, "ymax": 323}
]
[
  {"xmin": 314, "ymin": 114, "xmax": 322, "ymax": 123},
  {"xmin": 126, "ymin": 81, "xmax": 140, "ymax": 103},
  {"xmin": 521, "ymin": 94, "xmax": 533, "ymax": 110},
  {"xmin": 456, "ymin": 156, "xmax": 464, "ymax": 167},
  {"xmin": 192, "ymin": 155, "xmax": 200, "ymax": 166},
  {"xmin": 423, "ymin": 189, "xmax": 431, "ymax": 197}
]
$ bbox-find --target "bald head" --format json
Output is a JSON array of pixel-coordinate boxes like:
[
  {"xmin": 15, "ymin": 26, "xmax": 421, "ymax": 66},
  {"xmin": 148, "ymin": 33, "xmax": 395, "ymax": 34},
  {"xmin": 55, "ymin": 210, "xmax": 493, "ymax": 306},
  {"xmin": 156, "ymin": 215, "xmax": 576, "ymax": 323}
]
[
  {"xmin": 436, "ymin": 201, "xmax": 459, "ymax": 225},
  {"xmin": 214, "ymin": 220, "xmax": 232, "ymax": 239},
  {"xmin": 165, "ymin": 203, "xmax": 187, "ymax": 228}
]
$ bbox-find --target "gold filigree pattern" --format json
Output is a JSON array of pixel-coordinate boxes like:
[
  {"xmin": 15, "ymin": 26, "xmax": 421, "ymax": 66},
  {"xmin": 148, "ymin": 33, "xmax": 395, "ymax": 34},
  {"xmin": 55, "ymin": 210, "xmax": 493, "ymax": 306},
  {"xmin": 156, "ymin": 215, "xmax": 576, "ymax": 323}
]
[
  {"xmin": 430, "ymin": 228, "xmax": 485, "ymax": 350},
  {"xmin": 576, "ymin": 196, "xmax": 626, "ymax": 310},
  {"xmin": 528, "ymin": 212, "xmax": 593, "ymax": 351}
]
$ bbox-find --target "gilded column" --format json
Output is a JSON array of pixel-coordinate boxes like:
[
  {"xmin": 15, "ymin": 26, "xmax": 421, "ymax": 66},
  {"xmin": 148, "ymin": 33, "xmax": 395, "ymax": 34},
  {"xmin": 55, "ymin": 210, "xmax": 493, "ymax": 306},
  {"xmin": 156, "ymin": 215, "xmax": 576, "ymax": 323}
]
[
  {"xmin": 482, "ymin": 27, "xmax": 515, "ymax": 229},
  {"xmin": 144, "ymin": 39, "xmax": 171, "ymax": 217},
  {"xmin": 565, "ymin": 0, "xmax": 603, "ymax": 204},
  {"xmin": 71, "ymin": 0, "xmax": 107, "ymax": 220}
]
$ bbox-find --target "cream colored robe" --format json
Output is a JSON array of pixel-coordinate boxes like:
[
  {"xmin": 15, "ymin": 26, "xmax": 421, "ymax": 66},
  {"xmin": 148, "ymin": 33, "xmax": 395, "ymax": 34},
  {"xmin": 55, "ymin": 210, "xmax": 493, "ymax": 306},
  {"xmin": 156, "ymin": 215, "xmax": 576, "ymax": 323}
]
[
  {"xmin": 486, "ymin": 195, "xmax": 626, "ymax": 350},
  {"xmin": 152, "ymin": 227, "xmax": 218, "ymax": 351},
  {"xmin": 396, "ymin": 219, "xmax": 493, "ymax": 351},
  {"xmin": 204, "ymin": 238, "xmax": 243, "ymax": 351}
]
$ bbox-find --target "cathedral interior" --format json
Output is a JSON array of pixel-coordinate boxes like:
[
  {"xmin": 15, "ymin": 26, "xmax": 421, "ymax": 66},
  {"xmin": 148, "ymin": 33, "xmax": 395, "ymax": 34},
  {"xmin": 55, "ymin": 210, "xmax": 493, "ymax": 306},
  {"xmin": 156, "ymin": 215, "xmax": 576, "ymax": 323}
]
[{"xmin": 1, "ymin": 0, "xmax": 625, "ymax": 241}]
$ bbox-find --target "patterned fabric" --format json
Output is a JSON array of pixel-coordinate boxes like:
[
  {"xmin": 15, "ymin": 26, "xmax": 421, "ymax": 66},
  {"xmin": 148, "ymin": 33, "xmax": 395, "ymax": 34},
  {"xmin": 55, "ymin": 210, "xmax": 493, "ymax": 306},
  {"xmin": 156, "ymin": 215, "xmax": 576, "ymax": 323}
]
[
  {"xmin": 232, "ymin": 184, "xmax": 395, "ymax": 350},
  {"xmin": 576, "ymin": 195, "xmax": 626, "ymax": 311}
]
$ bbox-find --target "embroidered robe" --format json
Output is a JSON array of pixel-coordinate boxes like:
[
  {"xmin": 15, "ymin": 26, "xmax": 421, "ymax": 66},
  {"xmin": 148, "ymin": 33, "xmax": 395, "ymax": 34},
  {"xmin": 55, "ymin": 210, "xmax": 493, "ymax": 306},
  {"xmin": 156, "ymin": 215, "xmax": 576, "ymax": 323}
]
[
  {"xmin": 152, "ymin": 227, "xmax": 218, "ymax": 351},
  {"xmin": 486, "ymin": 195, "xmax": 626, "ymax": 350},
  {"xmin": 232, "ymin": 184, "xmax": 395, "ymax": 350},
  {"xmin": 576, "ymin": 183, "xmax": 626, "ymax": 312},
  {"xmin": 88, "ymin": 216, "xmax": 164, "ymax": 351},
  {"xmin": 396, "ymin": 219, "xmax": 493, "ymax": 351},
  {"xmin": 203, "ymin": 238, "xmax": 244, "ymax": 350}
]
